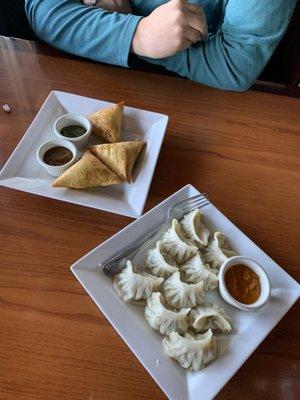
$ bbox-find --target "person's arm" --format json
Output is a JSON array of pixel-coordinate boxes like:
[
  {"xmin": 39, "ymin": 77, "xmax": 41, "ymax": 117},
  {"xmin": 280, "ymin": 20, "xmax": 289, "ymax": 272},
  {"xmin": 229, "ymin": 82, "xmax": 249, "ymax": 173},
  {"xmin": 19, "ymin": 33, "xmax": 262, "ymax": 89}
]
[
  {"xmin": 136, "ymin": 0, "xmax": 297, "ymax": 91},
  {"xmin": 25, "ymin": 0, "xmax": 142, "ymax": 67}
]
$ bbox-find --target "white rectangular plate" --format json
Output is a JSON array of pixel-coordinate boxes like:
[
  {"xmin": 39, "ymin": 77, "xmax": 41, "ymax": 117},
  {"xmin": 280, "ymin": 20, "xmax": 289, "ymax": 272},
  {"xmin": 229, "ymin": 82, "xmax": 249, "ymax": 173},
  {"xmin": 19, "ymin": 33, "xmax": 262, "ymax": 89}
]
[
  {"xmin": 71, "ymin": 184, "xmax": 299, "ymax": 400},
  {"xmin": 0, "ymin": 91, "xmax": 168, "ymax": 218}
]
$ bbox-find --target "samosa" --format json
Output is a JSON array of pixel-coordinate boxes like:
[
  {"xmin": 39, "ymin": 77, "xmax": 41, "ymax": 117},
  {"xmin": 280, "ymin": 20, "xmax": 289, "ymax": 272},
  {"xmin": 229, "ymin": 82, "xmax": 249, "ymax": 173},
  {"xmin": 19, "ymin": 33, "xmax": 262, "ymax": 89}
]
[
  {"xmin": 89, "ymin": 141, "xmax": 145, "ymax": 182},
  {"xmin": 52, "ymin": 150, "xmax": 121, "ymax": 189},
  {"xmin": 88, "ymin": 102, "xmax": 124, "ymax": 143}
]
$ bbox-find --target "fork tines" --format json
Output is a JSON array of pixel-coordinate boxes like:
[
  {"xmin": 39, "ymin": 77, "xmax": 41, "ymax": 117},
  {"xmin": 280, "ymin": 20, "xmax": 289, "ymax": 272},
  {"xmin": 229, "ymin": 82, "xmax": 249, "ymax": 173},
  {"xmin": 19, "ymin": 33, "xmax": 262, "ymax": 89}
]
[{"xmin": 180, "ymin": 193, "xmax": 210, "ymax": 212}]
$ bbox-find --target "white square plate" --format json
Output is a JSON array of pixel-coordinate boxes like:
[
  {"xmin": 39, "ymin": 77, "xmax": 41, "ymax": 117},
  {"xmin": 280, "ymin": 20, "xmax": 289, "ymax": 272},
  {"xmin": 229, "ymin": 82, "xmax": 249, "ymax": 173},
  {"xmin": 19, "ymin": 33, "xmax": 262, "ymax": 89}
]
[
  {"xmin": 0, "ymin": 91, "xmax": 168, "ymax": 218},
  {"xmin": 71, "ymin": 184, "xmax": 299, "ymax": 400}
]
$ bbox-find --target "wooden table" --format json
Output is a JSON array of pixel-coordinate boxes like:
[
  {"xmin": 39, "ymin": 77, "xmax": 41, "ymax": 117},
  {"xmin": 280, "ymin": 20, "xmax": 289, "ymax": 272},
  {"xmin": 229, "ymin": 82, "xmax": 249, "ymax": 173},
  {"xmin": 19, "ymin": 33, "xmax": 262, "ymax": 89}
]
[{"xmin": 0, "ymin": 36, "xmax": 299, "ymax": 400}]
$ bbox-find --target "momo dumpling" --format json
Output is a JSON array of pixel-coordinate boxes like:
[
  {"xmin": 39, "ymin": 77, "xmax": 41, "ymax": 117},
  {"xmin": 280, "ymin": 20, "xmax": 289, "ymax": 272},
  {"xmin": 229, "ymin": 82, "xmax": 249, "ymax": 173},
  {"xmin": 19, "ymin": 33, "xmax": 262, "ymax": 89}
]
[
  {"xmin": 161, "ymin": 220, "xmax": 198, "ymax": 264},
  {"xmin": 146, "ymin": 241, "xmax": 178, "ymax": 278},
  {"xmin": 145, "ymin": 292, "xmax": 190, "ymax": 335},
  {"xmin": 164, "ymin": 271, "xmax": 205, "ymax": 308},
  {"xmin": 180, "ymin": 252, "xmax": 219, "ymax": 290},
  {"xmin": 204, "ymin": 232, "xmax": 237, "ymax": 269},
  {"xmin": 114, "ymin": 261, "xmax": 163, "ymax": 303},
  {"xmin": 163, "ymin": 330, "xmax": 217, "ymax": 371},
  {"xmin": 189, "ymin": 303, "xmax": 232, "ymax": 334},
  {"xmin": 180, "ymin": 209, "xmax": 210, "ymax": 247}
]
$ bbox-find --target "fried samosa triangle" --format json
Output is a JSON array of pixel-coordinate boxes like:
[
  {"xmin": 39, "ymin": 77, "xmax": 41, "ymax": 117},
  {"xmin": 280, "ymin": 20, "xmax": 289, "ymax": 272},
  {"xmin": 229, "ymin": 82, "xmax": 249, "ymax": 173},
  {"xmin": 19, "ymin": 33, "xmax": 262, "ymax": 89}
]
[
  {"xmin": 52, "ymin": 150, "xmax": 121, "ymax": 189},
  {"xmin": 88, "ymin": 102, "xmax": 124, "ymax": 143},
  {"xmin": 89, "ymin": 141, "xmax": 145, "ymax": 182}
]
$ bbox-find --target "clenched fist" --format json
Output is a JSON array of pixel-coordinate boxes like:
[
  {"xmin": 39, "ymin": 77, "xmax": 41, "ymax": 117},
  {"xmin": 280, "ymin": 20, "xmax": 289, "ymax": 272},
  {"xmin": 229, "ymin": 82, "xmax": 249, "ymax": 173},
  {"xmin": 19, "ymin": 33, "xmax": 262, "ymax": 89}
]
[{"xmin": 132, "ymin": 0, "xmax": 207, "ymax": 59}]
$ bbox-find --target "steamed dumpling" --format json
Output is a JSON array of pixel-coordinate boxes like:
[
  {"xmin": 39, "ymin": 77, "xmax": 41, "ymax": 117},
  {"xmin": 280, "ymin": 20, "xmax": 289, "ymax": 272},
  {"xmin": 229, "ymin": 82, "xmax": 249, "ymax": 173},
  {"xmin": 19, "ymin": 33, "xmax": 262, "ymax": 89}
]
[
  {"xmin": 161, "ymin": 220, "xmax": 198, "ymax": 264},
  {"xmin": 180, "ymin": 209, "xmax": 210, "ymax": 247},
  {"xmin": 180, "ymin": 252, "xmax": 219, "ymax": 290},
  {"xmin": 164, "ymin": 271, "xmax": 205, "ymax": 308},
  {"xmin": 145, "ymin": 292, "xmax": 190, "ymax": 335},
  {"xmin": 146, "ymin": 241, "xmax": 178, "ymax": 278},
  {"xmin": 189, "ymin": 303, "xmax": 232, "ymax": 334},
  {"xmin": 163, "ymin": 330, "xmax": 217, "ymax": 371},
  {"xmin": 204, "ymin": 232, "xmax": 236, "ymax": 269},
  {"xmin": 114, "ymin": 261, "xmax": 163, "ymax": 303}
]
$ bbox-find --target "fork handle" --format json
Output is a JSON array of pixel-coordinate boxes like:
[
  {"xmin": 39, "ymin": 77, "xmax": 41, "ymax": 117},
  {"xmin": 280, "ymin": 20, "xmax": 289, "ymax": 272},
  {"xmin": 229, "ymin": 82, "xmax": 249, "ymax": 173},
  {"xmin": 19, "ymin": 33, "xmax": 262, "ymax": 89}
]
[
  {"xmin": 130, "ymin": 218, "xmax": 172, "ymax": 259},
  {"xmin": 102, "ymin": 218, "xmax": 172, "ymax": 276}
]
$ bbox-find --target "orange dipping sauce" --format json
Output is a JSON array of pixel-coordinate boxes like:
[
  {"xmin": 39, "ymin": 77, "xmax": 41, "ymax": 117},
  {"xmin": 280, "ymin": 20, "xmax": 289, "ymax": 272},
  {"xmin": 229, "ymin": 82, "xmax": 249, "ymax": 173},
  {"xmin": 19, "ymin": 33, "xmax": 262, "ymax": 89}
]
[{"xmin": 225, "ymin": 264, "xmax": 261, "ymax": 304}]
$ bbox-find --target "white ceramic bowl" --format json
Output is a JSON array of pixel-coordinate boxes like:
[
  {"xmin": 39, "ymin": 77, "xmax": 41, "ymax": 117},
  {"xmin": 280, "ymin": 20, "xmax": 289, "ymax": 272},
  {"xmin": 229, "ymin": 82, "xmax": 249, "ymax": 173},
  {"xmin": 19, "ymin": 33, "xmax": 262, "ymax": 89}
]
[
  {"xmin": 54, "ymin": 114, "xmax": 92, "ymax": 149},
  {"xmin": 219, "ymin": 256, "xmax": 271, "ymax": 311},
  {"xmin": 36, "ymin": 139, "xmax": 78, "ymax": 177}
]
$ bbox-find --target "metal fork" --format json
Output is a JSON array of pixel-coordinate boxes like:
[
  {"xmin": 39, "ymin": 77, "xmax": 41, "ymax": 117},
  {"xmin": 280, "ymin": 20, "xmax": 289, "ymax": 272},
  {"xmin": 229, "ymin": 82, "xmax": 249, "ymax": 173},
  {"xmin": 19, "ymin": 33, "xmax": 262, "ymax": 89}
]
[{"xmin": 102, "ymin": 194, "xmax": 210, "ymax": 277}]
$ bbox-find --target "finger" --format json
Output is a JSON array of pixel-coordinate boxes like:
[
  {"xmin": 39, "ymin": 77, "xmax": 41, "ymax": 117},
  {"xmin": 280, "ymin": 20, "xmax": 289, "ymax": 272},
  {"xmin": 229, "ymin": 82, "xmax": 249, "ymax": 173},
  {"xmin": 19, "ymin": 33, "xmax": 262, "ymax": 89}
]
[
  {"xmin": 186, "ymin": 11, "xmax": 207, "ymax": 39},
  {"xmin": 183, "ymin": 2, "xmax": 204, "ymax": 16},
  {"xmin": 179, "ymin": 38, "xmax": 194, "ymax": 51},
  {"xmin": 184, "ymin": 26, "xmax": 202, "ymax": 44},
  {"xmin": 83, "ymin": 0, "xmax": 98, "ymax": 5}
]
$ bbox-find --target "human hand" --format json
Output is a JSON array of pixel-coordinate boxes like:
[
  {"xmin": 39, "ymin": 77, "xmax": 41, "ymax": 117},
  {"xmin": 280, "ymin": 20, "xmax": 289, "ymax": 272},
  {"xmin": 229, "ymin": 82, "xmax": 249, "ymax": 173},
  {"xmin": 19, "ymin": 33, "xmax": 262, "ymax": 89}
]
[
  {"xmin": 131, "ymin": 0, "xmax": 207, "ymax": 59},
  {"xmin": 82, "ymin": 0, "xmax": 132, "ymax": 14}
]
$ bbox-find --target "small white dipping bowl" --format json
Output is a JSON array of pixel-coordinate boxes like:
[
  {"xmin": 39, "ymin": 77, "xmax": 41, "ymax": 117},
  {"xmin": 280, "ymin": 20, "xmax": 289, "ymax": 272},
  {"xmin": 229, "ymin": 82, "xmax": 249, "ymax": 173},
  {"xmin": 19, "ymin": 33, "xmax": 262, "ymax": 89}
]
[
  {"xmin": 54, "ymin": 114, "xmax": 92, "ymax": 149},
  {"xmin": 36, "ymin": 139, "xmax": 78, "ymax": 177},
  {"xmin": 219, "ymin": 256, "xmax": 271, "ymax": 311}
]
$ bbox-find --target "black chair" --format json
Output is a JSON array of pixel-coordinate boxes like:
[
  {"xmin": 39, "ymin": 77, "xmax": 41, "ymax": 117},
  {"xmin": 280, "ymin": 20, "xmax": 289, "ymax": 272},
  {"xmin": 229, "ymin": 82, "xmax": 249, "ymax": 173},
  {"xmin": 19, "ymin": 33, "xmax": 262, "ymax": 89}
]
[{"xmin": 0, "ymin": 0, "xmax": 37, "ymax": 40}]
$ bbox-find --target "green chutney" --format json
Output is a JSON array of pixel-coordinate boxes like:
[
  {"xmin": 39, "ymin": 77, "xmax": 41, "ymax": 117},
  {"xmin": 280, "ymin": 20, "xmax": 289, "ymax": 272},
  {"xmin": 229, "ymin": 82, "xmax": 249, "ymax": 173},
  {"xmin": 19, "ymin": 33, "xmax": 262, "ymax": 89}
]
[{"xmin": 60, "ymin": 125, "xmax": 86, "ymax": 138}]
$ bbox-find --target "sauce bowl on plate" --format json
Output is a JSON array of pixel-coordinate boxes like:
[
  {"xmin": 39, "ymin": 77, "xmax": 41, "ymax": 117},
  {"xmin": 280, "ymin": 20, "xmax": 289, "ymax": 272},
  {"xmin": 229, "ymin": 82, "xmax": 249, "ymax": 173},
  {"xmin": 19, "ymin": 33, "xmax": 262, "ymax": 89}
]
[
  {"xmin": 54, "ymin": 114, "xmax": 92, "ymax": 149},
  {"xmin": 36, "ymin": 139, "xmax": 78, "ymax": 177},
  {"xmin": 219, "ymin": 256, "xmax": 271, "ymax": 311}
]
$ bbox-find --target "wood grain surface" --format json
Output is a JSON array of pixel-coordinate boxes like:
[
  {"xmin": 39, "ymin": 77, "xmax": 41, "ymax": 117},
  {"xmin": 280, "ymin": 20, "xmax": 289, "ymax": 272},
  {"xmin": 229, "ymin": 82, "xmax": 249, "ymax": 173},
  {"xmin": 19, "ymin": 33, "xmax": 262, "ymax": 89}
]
[{"xmin": 0, "ymin": 36, "xmax": 299, "ymax": 400}]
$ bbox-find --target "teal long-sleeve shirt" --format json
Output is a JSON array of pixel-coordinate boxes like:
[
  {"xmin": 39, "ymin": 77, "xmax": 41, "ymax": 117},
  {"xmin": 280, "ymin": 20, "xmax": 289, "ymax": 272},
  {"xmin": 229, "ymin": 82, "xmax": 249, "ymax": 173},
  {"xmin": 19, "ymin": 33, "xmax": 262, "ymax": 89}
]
[{"xmin": 25, "ymin": 0, "xmax": 297, "ymax": 91}]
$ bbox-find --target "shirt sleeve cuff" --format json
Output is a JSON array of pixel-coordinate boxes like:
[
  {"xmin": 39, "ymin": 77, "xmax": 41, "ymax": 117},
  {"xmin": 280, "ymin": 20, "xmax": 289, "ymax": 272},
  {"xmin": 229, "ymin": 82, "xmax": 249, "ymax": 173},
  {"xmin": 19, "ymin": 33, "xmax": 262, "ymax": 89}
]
[
  {"xmin": 138, "ymin": 53, "xmax": 182, "ymax": 72},
  {"xmin": 118, "ymin": 14, "xmax": 143, "ymax": 68}
]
